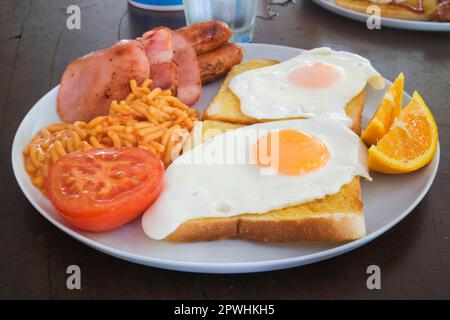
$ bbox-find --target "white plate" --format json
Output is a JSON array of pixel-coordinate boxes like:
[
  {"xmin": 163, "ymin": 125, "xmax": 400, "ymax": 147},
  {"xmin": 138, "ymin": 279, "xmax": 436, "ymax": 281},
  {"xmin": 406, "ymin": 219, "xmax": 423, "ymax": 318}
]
[
  {"xmin": 12, "ymin": 43, "xmax": 439, "ymax": 273},
  {"xmin": 313, "ymin": 0, "xmax": 450, "ymax": 32}
]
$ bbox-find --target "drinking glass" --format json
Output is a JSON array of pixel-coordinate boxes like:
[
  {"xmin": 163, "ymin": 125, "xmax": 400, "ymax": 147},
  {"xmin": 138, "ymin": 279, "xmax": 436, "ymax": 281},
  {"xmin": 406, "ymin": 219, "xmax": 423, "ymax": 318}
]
[{"xmin": 183, "ymin": 0, "xmax": 258, "ymax": 43}]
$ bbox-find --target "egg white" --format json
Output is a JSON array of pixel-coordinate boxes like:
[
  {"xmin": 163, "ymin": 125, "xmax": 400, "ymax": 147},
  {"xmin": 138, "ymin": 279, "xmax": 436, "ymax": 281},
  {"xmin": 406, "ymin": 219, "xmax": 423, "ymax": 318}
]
[
  {"xmin": 229, "ymin": 47, "xmax": 385, "ymax": 127},
  {"xmin": 142, "ymin": 119, "xmax": 371, "ymax": 240}
]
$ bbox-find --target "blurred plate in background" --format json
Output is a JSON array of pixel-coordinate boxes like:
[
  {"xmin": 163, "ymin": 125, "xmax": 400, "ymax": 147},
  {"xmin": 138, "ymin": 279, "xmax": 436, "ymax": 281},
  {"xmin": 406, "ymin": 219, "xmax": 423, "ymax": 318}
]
[{"xmin": 313, "ymin": 0, "xmax": 450, "ymax": 32}]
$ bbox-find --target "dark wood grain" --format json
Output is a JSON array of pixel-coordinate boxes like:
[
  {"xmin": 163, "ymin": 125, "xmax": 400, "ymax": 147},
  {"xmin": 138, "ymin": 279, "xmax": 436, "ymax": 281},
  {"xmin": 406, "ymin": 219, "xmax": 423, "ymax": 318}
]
[{"xmin": 0, "ymin": 0, "xmax": 449, "ymax": 299}]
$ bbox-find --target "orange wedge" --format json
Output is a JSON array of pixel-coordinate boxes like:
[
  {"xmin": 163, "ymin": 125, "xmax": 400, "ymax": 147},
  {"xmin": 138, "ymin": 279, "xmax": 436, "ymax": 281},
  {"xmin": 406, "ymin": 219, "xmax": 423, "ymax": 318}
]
[
  {"xmin": 361, "ymin": 73, "xmax": 404, "ymax": 146},
  {"xmin": 368, "ymin": 91, "xmax": 438, "ymax": 174}
]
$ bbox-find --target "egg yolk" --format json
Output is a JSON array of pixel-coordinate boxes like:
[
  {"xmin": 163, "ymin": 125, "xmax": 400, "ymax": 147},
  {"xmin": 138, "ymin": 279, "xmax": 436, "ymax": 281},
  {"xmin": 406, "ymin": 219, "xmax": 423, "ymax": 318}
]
[
  {"xmin": 289, "ymin": 62, "xmax": 341, "ymax": 89},
  {"xmin": 254, "ymin": 129, "xmax": 329, "ymax": 176}
]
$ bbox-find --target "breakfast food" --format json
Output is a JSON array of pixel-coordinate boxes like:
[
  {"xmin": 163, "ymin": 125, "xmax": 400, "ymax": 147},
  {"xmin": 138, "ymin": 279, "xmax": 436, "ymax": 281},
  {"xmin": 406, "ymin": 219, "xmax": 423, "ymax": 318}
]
[
  {"xmin": 57, "ymin": 40, "xmax": 150, "ymax": 123},
  {"xmin": 204, "ymin": 48, "xmax": 384, "ymax": 134},
  {"xmin": 227, "ymin": 48, "xmax": 384, "ymax": 127},
  {"xmin": 140, "ymin": 27, "xmax": 202, "ymax": 106},
  {"xmin": 24, "ymin": 79, "xmax": 199, "ymax": 190},
  {"xmin": 142, "ymin": 119, "xmax": 370, "ymax": 242},
  {"xmin": 361, "ymin": 73, "xmax": 404, "ymax": 146},
  {"xmin": 204, "ymin": 59, "xmax": 278, "ymax": 122},
  {"xmin": 198, "ymin": 43, "xmax": 244, "ymax": 85},
  {"xmin": 139, "ymin": 28, "xmax": 178, "ymax": 94},
  {"xmin": 433, "ymin": 0, "xmax": 450, "ymax": 21},
  {"xmin": 176, "ymin": 21, "xmax": 232, "ymax": 55},
  {"xmin": 203, "ymin": 57, "xmax": 365, "ymax": 134},
  {"xmin": 45, "ymin": 148, "xmax": 164, "ymax": 232},
  {"xmin": 171, "ymin": 31, "xmax": 202, "ymax": 106},
  {"xmin": 21, "ymin": 33, "xmax": 440, "ymax": 245},
  {"xmin": 335, "ymin": 0, "xmax": 439, "ymax": 21},
  {"xmin": 368, "ymin": 91, "xmax": 438, "ymax": 173},
  {"xmin": 57, "ymin": 21, "xmax": 239, "ymax": 123}
]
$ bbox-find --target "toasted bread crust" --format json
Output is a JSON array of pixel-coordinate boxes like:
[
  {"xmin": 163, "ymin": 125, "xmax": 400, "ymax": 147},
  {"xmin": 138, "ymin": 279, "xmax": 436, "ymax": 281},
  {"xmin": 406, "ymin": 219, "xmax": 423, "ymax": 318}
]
[
  {"xmin": 346, "ymin": 90, "xmax": 365, "ymax": 135},
  {"xmin": 166, "ymin": 177, "xmax": 365, "ymax": 242},
  {"xmin": 335, "ymin": 0, "xmax": 438, "ymax": 21},
  {"xmin": 204, "ymin": 59, "xmax": 365, "ymax": 134},
  {"xmin": 166, "ymin": 213, "xmax": 365, "ymax": 242}
]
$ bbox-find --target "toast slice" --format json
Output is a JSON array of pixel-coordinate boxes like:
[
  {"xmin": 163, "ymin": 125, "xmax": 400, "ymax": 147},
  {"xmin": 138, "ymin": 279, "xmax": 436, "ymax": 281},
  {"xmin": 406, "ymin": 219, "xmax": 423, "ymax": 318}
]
[
  {"xmin": 204, "ymin": 59, "xmax": 366, "ymax": 134},
  {"xmin": 335, "ymin": 0, "xmax": 437, "ymax": 21},
  {"xmin": 165, "ymin": 120, "xmax": 366, "ymax": 242}
]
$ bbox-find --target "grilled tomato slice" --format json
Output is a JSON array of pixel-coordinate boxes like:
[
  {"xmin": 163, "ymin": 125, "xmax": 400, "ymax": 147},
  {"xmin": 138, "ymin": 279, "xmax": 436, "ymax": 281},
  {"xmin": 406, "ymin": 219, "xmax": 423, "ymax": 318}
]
[{"xmin": 45, "ymin": 147, "xmax": 164, "ymax": 232}]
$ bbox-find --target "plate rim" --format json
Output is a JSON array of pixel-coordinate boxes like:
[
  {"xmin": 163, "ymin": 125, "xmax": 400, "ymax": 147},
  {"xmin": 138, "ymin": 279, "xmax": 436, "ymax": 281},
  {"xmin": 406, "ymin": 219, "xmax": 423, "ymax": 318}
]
[
  {"xmin": 312, "ymin": 0, "xmax": 450, "ymax": 32},
  {"xmin": 11, "ymin": 42, "xmax": 440, "ymax": 273}
]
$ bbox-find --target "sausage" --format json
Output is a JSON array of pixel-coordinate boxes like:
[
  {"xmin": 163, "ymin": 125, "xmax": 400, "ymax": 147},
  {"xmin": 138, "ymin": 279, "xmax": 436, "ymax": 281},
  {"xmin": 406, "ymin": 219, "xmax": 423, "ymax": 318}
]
[
  {"xmin": 176, "ymin": 21, "xmax": 232, "ymax": 55},
  {"xmin": 434, "ymin": 1, "xmax": 450, "ymax": 21},
  {"xmin": 198, "ymin": 43, "xmax": 244, "ymax": 84}
]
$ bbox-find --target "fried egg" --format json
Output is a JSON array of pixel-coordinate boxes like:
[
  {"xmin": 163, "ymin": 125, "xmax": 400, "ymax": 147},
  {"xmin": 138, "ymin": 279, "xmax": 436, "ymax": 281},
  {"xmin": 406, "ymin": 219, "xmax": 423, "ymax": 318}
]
[
  {"xmin": 229, "ymin": 47, "xmax": 385, "ymax": 127},
  {"xmin": 142, "ymin": 119, "xmax": 371, "ymax": 240}
]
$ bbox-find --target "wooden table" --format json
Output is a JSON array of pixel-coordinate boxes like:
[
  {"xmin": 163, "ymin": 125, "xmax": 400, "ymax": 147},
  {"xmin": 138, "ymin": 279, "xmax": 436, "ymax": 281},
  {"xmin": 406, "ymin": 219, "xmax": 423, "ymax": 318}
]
[{"xmin": 1, "ymin": 0, "xmax": 449, "ymax": 299}]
